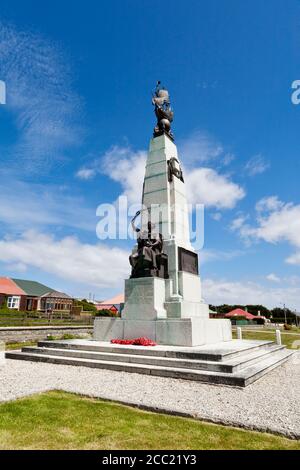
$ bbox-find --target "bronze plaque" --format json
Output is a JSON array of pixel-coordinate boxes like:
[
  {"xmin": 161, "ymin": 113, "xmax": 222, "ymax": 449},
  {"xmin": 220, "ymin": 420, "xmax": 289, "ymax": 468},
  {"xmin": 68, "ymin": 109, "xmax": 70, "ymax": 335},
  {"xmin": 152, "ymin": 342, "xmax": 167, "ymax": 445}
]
[{"xmin": 178, "ymin": 247, "xmax": 199, "ymax": 275}]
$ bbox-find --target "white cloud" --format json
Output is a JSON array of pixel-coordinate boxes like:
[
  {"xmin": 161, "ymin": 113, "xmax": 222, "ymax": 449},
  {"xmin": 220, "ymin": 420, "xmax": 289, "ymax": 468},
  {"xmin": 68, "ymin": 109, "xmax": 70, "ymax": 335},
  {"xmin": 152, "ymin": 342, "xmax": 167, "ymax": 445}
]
[
  {"xmin": 286, "ymin": 252, "xmax": 300, "ymax": 266},
  {"xmin": 232, "ymin": 196, "xmax": 300, "ymax": 264},
  {"xmin": 0, "ymin": 21, "xmax": 82, "ymax": 173},
  {"xmin": 186, "ymin": 168, "xmax": 245, "ymax": 209},
  {"xmin": 255, "ymin": 196, "xmax": 284, "ymax": 213},
  {"xmin": 245, "ymin": 154, "xmax": 270, "ymax": 176},
  {"xmin": 178, "ymin": 130, "xmax": 223, "ymax": 167},
  {"xmin": 266, "ymin": 273, "xmax": 281, "ymax": 283},
  {"xmin": 76, "ymin": 168, "xmax": 96, "ymax": 180},
  {"xmin": 76, "ymin": 145, "xmax": 146, "ymax": 205},
  {"xmin": 101, "ymin": 146, "xmax": 146, "ymax": 205},
  {"xmin": 78, "ymin": 135, "xmax": 244, "ymax": 211},
  {"xmin": 203, "ymin": 278, "xmax": 300, "ymax": 310},
  {"xmin": 230, "ymin": 214, "xmax": 249, "ymax": 231},
  {"xmin": 254, "ymin": 202, "xmax": 300, "ymax": 247},
  {"xmin": 222, "ymin": 153, "xmax": 235, "ymax": 166},
  {"xmin": 210, "ymin": 212, "xmax": 222, "ymax": 221},
  {"xmin": 0, "ymin": 231, "xmax": 129, "ymax": 288}
]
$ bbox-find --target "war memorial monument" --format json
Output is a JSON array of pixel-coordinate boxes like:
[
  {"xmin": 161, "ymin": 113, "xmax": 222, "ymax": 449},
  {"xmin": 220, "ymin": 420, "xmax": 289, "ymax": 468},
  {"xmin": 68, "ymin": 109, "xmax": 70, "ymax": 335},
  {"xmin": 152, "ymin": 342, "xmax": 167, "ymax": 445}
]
[
  {"xmin": 7, "ymin": 84, "xmax": 294, "ymax": 386},
  {"xmin": 94, "ymin": 82, "xmax": 231, "ymax": 347}
]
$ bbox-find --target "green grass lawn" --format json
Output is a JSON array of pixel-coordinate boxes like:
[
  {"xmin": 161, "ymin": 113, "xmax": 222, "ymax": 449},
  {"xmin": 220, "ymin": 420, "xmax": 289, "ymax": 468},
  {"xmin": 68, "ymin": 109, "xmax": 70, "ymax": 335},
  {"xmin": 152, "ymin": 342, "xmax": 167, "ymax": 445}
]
[
  {"xmin": 0, "ymin": 391, "xmax": 299, "ymax": 450},
  {"xmin": 5, "ymin": 340, "xmax": 38, "ymax": 350},
  {"xmin": 232, "ymin": 330, "xmax": 300, "ymax": 350},
  {"xmin": 5, "ymin": 334, "xmax": 91, "ymax": 350},
  {"xmin": 0, "ymin": 320, "xmax": 92, "ymax": 327}
]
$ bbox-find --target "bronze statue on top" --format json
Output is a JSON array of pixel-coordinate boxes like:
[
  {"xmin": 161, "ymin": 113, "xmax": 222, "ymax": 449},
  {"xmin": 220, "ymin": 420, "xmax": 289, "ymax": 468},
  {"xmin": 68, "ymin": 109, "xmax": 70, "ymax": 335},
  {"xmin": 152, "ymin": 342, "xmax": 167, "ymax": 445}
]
[
  {"xmin": 152, "ymin": 81, "xmax": 174, "ymax": 141},
  {"xmin": 129, "ymin": 210, "xmax": 169, "ymax": 279}
]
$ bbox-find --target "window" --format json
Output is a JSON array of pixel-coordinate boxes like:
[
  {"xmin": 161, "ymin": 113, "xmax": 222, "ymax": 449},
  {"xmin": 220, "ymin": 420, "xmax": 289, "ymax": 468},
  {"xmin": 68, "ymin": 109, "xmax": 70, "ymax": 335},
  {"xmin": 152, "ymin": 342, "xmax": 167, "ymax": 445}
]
[{"xmin": 7, "ymin": 296, "xmax": 20, "ymax": 310}]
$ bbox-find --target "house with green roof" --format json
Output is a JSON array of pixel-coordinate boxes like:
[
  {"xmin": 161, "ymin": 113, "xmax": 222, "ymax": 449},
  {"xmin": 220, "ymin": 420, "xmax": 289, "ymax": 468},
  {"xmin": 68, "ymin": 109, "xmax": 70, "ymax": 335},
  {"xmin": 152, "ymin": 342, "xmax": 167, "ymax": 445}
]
[
  {"xmin": 12, "ymin": 279, "xmax": 52, "ymax": 297},
  {"xmin": 0, "ymin": 277, "xmax": 73, "ymax": 313}
]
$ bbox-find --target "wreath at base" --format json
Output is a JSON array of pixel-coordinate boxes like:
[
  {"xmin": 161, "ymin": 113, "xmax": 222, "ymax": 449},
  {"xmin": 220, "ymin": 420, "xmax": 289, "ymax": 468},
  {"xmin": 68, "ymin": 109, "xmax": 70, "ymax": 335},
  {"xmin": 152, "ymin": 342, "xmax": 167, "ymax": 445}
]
[{"xmin": 111, "ymin": 337, "xmax": 157, "ymax": 346}]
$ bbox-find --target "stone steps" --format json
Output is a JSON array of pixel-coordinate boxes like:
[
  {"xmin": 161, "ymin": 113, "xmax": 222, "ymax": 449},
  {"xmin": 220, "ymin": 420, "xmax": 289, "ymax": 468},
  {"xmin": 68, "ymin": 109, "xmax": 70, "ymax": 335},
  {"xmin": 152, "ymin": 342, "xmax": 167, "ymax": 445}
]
[
  {"xmin": 36, "ymin": 338, "xmax": 277, "ymax": 361},
  {"xmin": 5, "ymin": 339, "xmax": 294, "ymax": 387},
  {"xmin": 15, "ymin": 343, "xmax": 285, "ymax": 374}
]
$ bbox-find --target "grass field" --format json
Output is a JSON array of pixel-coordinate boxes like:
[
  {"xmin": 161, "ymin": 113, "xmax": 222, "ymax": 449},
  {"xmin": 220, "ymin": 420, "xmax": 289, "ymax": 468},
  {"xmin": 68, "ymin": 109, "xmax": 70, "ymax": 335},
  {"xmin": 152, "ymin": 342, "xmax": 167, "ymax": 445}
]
[
  {"xmin": 0, "ymin": 391, "xmax": 299, "ymax": 450},
  {"xmin": 5, "ymin": 340, "xmax": 37, "ymax": 350},
  {"xmin": 4, "ymin": 334, "xmax": 90, "ymax": 350},
  {"xmin": 232, "ymin": 330, "xmax": 300, "ymax": 349}
]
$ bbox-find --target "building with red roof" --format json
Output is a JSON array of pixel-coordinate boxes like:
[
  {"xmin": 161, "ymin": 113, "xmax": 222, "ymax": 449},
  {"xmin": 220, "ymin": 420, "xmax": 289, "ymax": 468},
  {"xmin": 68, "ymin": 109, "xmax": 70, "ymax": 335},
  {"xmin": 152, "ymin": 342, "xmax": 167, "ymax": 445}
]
[
  {"xmin": 0, "ymin": 277, "xmax": 27, "ymax": 310},
  {"xmin": 225, "ymin": 308, "xmax": 256, "ymax": 320},
  {"xmin": 0, "ymin": 277, "xmax": 73, "ymax": 313},
  {"xmin": 96, "ymin": 293, "xmax": 124, "ymax": 314}
]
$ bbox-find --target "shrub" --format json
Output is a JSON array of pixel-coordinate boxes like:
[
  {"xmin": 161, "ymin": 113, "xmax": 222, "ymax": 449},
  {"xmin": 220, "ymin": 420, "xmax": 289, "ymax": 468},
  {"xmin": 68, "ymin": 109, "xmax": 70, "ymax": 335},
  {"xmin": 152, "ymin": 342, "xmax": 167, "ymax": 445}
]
[
  {"xmin": 95, "ymin": 309, "xmax": 117, "ymax": 317},
  {"xmin": 74, "ymin": 299, "xmax": 97, "ymax": 313},
  {"xmin": 284, "ymin": 323, "xmax": 292, "ymax": 331}
]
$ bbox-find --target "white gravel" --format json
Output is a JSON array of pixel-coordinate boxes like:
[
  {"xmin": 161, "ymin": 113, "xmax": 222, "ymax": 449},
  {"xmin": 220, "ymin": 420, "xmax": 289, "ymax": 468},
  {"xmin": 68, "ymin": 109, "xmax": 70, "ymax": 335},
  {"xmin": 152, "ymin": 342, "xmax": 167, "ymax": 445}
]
[{"xmin": 0, "ymin": 355, "xmax": 300, "ymax": 439}]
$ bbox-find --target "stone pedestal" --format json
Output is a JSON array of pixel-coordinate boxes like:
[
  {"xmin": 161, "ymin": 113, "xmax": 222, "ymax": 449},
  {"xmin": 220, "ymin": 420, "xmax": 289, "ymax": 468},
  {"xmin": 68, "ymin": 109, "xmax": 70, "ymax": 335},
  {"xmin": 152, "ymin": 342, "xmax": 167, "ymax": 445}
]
[
  {"xmin": 94, "ymin": 316, "xmax": 232, "ymax": 347},
  {"xmin": 94, "ymin": 270, "xmax": 231, "ymax": 347},
  {"xmin": 122, "ymin": 278, "xmax": 167, "ymax": 320}
]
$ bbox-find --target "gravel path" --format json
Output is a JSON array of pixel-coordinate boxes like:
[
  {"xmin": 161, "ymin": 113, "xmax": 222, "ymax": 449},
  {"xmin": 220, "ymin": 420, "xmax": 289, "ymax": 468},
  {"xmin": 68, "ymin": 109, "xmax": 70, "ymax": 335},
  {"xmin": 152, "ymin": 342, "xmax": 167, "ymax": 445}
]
[{"xmin": 0, "ymin": 355, "xmax": 299, "ymax": 439}]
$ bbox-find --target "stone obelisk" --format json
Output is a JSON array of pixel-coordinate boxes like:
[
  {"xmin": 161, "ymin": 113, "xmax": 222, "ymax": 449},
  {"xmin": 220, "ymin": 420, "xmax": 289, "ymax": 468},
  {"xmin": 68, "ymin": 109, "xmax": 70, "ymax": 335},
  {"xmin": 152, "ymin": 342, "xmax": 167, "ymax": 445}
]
[{"xmin": 94, "ymin": 83, "xmax": 231, "ymax": 346}]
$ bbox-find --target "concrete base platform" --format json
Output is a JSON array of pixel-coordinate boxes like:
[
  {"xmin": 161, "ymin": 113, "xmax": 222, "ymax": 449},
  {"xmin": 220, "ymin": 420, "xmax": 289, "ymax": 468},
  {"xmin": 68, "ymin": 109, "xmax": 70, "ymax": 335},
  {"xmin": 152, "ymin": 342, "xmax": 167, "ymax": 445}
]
[
  {"xmin": 6, "ymin": 338, "xmax": 295, "ymax": 387},
  {"xmin": 93, "ymin": 317, "xmax": 232, "ymax": 347}
]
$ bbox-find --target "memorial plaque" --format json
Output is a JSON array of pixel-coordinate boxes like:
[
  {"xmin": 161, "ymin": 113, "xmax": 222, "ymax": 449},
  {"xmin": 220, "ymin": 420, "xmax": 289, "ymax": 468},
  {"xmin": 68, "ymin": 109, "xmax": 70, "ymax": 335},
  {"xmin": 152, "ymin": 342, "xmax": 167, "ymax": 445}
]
[{"xmin": 178, "ymin": 247, "xmax": 199, "ymax": 275}]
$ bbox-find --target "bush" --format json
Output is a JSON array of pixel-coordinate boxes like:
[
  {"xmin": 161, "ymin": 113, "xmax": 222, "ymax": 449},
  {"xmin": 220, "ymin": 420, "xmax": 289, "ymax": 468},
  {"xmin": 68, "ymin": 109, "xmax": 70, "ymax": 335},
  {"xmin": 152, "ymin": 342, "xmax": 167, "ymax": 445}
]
[
  {"xmin": 95, "ymin": 309, "xmax": 117, "ymax": 317},
  {"xmin": 74, "ymin": 299, "xmax": 97, "ymax": 313},
  {"xmin": 284, "ymin": 323, "xmax": 293, "ymax": 331}
]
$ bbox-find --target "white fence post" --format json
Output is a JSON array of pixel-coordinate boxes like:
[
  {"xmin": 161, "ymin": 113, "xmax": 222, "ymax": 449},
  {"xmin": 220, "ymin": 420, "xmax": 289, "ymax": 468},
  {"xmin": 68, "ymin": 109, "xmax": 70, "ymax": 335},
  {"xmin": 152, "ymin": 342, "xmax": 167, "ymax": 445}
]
[
  {"xmin": 276, "ymin": 329, "xmax": 282, "ymax": 346},
  {"xmin": 237, "ymin": 327, "xmax": 242, "ymax": 340}
]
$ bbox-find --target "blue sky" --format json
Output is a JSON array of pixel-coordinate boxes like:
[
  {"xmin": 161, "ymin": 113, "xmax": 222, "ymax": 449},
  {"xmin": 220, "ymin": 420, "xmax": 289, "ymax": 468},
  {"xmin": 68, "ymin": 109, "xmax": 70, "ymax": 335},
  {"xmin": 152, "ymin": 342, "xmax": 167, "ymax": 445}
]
[{"xmin": 0, "ymin": 0, "xmax": 300, "ymax": 308}]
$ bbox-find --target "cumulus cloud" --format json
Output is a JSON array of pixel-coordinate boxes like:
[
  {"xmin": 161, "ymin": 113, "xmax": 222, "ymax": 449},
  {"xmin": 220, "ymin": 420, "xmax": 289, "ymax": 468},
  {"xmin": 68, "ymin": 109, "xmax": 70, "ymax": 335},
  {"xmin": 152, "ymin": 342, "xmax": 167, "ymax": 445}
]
[
  {"xmin": 253, "ymin": 202, "xmax": 300, "ymax": 248},
  {"xmin": 76, "ymin": 168, "xmax": 96, "ymax": 180},
  {"xmin": 230, "ymin": 214, "xmax": 249, "ymax": 231},
  {"xmin": 255, "ymin": 196, "xmax": 284, "ymax": 213},
  {"xmin": 101, "ymin": 146, "xmax": 146, "ymax": 205},
  {"xmin": 186, "ymin": 168, "xmax": 245, "ymax": 209},
  {"xmin": 245, "ymin": 154, "xmax": 270, "ymax": 176},
  {"xmin": 210, "ymin": 212, "xmax": 222, "ymax": 221},
  {"xmin": 231, "ymin": 196, "xmax": 300, "ymax": 264},
  {"xmin": 203, "ymin": 278, "xmax": 300, "ymax": 310},
  {"xmin": 77, "ymin": 133, "xmax": 245, "ymax": 211},
  {"xmin": 76, "ymin": 145, "xmax": 146, "ymax": 205},
  {"xmin": 178, "ymin": 130, "xmax": 223, "ymax": 167},
  {"xmin": 0, "ymin": 20, "xmax": 82, "ymax": 173},
  {"xmin": 0, "ymin": 231, "xmax": 129, "ymax": 288},
  {"xmin": 266, "ymin": 273, "xmax": 281, "ymax": 283},
  {"xmin": 286, "ymin": 252, "xmax": 300, "ymax": 266},
  {"xmin": 100, "ymin": 147, "xmax": 246, "ymax": 210}
]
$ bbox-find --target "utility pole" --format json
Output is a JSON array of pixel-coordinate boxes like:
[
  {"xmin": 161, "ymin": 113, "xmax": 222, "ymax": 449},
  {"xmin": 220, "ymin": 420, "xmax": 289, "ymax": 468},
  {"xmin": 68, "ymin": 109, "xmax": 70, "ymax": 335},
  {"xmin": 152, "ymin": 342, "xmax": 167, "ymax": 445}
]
[
  {"xmin": 294, "ymin": 310, "xmax": 300, "ymax": 327},
  {"xmin": 280, "ymin": 302, "xmax": 288, "ymax": 324}
]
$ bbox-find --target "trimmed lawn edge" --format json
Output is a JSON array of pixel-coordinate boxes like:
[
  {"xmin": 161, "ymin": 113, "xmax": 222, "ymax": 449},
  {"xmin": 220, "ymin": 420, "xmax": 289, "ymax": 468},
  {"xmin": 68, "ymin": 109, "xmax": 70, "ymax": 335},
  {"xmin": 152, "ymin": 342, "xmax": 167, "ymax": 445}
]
[
  {"xmin": 66, "ymin": 390, "xmax": 300, "ymax": 441},
  {"xmin": 1, "ymin": 388, "xmax": 298, "ymax": 441}
]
